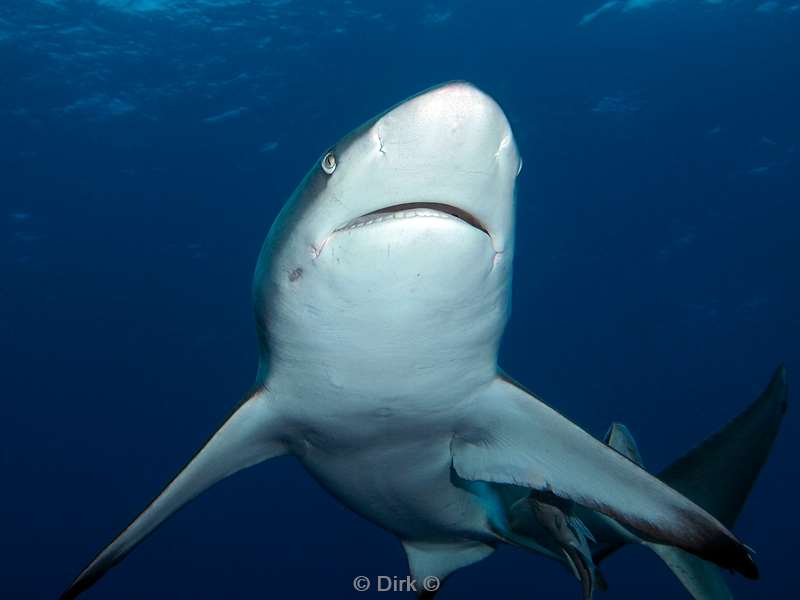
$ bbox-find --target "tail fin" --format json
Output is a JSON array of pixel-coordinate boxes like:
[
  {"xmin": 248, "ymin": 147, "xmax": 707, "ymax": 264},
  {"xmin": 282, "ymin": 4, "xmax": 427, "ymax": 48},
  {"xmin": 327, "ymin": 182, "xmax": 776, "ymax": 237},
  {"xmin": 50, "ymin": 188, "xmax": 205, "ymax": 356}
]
[{"xmin": 599, "ymin": 365, "xmax": 788, "ymax": 600}]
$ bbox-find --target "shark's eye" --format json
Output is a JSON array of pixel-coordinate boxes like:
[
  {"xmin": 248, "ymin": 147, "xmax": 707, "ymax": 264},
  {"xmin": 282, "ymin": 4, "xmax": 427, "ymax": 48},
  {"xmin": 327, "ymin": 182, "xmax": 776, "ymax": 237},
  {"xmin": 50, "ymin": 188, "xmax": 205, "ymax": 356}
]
[{"xmin": 321, "ymin": 151, "xmax": 337, "ymax": 175}]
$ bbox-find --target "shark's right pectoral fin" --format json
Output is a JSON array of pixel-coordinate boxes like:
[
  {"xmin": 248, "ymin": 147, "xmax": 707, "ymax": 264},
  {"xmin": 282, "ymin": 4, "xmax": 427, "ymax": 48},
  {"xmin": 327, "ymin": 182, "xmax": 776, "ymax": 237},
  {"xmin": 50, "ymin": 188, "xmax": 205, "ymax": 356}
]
[
  {"xmin": 62, "ymin": 386, "xmax": 288, "ymax": 600},
  {"xmin": 451, "ymin": 374, "xmax": 758, "ymax": 579}
]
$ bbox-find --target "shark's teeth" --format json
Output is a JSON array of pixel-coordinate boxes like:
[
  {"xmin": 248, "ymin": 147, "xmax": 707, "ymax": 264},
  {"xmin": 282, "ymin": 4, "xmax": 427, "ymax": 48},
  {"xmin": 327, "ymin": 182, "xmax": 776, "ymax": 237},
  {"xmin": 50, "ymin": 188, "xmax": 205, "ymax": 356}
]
[{"xmin": 334, "ymin": 208, "xmax": 458, "ymax": 233}]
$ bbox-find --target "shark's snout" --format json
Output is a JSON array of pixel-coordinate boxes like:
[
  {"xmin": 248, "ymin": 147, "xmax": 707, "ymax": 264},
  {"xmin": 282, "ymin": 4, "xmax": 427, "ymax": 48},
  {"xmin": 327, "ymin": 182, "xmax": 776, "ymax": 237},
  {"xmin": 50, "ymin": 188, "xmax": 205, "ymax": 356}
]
[
  {"xmin": 266, "ymin": 82, "xmax": 520, "ymax": 270},
  {"xmin": 374, "ymin": 81, "xmax": 518, "ymax": 169},
  {"xmin": 318, "ymin": 81, "xmax": 521, "ymax": 254}
]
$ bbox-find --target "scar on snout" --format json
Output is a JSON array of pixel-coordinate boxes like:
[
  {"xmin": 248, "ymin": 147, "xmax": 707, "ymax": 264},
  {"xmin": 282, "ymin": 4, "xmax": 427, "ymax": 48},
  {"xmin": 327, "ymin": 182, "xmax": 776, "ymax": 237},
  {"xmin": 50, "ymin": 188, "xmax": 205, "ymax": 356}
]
[
  {"xmin": 495, "ymin": 134, "xmax": 511, "ymax": 159},
  {"xmin": 288, "ymin": 268, "xmax": 303, "ymax": 282},
  {"xmin": 311, "ymin": 236, "xmax": 330, "ymax": 259},
  {"xmin": 377, "ymin": 126, "xmax": 386, "ymax": 155}
]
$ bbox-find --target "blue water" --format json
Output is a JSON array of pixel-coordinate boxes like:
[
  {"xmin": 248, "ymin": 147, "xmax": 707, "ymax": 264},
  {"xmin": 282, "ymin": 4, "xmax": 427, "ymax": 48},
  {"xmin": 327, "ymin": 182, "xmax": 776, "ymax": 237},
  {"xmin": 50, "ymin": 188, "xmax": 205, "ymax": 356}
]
[{"xmin": 2, "ymin": 1, "xmax": 798, "ymax": 598}]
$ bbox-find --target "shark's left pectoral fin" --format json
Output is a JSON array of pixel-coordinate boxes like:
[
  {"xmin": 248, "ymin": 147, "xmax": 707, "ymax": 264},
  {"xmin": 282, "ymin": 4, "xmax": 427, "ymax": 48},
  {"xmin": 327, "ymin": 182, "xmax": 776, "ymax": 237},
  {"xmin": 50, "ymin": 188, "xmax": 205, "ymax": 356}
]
[
  {"xmin": 62, "ymin": 386, "xmax": 288, "ymax": 600},
  {"xmin": 451, "ymin": 375, "xmax": 758, "ymax": 579}
]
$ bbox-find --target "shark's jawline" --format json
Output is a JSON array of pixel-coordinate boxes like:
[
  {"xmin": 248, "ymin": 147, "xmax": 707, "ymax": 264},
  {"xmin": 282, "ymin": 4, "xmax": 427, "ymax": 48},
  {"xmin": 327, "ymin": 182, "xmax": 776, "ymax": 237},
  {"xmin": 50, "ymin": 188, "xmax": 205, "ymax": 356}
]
[{"xmin": 335, "ymin": 202, "xmax": 491, "ymax": 237}]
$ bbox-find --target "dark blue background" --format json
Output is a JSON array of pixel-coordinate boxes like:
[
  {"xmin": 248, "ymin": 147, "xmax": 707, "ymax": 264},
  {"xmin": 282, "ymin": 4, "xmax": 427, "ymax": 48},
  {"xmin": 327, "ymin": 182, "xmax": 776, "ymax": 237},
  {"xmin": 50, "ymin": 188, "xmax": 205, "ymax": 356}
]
[{"xmin": 2, "ymin": 1, "xmax": 797, "ymax": 598}]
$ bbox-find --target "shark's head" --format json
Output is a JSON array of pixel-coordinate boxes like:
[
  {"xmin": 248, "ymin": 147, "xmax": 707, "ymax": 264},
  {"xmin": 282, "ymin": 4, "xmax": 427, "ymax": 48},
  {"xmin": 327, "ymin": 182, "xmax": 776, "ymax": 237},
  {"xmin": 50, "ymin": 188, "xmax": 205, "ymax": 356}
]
[
  {"xmin": 255, "ymin": 82, "xmax": 521, "ymax": 386},
  {"xmin": 265, "ymin": 81, "xmax": 520, "ymax": 260}
]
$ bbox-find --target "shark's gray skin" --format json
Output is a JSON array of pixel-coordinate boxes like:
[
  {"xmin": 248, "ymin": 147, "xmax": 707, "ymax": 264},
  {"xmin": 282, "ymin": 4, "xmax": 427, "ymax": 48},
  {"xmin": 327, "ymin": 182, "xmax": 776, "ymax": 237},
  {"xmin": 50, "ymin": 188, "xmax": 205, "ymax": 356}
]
[
  {"xmin": 510, "ymin": 365, "xmax": 787, "ymax": 600},
  {"xmin": 61, "ymin": 82, "xmax": 758, "ymax": 599}
]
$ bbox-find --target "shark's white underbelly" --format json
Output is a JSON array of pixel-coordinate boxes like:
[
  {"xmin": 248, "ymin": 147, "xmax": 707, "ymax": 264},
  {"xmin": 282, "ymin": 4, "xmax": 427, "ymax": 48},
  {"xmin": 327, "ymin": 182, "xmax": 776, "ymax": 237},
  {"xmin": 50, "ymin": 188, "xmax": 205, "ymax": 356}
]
[
  {"xmin": 258, "ymin": 197, "xmax": 514, "ymax": 543},
  {"xmin": 270, "ymin": 333, "xmax": 502, "ymax": 543},
  {"xmin": 299, "ymin": 431, "xmax": 493, "ymax": 542}
]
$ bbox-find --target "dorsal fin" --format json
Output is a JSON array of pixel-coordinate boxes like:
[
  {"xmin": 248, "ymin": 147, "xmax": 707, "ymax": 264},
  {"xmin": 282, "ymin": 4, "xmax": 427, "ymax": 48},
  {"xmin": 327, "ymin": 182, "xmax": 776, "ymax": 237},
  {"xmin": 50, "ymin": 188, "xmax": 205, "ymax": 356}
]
[
  {"xmin": 658, "ymin": 365, "xmax": 788, "ymax": 529},
  {"xmin": 594, "ymin": 366, "xmax": 788, "ymax": 600}
]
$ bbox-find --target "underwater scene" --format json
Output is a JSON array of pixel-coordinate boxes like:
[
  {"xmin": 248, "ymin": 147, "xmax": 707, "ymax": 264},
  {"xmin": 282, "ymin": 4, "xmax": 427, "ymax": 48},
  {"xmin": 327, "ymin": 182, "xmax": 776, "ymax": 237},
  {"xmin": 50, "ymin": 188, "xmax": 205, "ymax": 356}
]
[{"xmin": 2, "ymin": 1, "xmax": 798, "ymax": 599}]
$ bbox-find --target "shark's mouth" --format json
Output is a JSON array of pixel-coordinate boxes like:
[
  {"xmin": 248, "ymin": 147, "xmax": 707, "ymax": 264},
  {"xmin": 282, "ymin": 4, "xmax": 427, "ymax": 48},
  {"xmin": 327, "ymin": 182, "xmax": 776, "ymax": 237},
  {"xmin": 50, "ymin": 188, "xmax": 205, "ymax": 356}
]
[{"xmin": 333, "ymin": 202, "xmax": 490, "ymax": 237}]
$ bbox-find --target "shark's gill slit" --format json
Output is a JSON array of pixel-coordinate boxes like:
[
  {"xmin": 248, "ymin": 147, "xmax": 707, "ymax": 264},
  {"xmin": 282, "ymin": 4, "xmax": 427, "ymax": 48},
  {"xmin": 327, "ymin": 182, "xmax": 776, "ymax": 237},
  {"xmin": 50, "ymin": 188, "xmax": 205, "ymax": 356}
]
[{"xmin": 336, "ymin": 202, "xmax": 490, "ymax": 237}]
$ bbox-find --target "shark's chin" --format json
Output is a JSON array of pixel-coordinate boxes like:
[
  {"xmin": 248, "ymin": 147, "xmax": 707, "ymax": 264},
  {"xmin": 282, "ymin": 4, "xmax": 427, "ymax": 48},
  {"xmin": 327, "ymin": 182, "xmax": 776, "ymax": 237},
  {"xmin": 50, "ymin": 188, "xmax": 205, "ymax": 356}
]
[{"xmin": 333, "ymin": 202, "xmax": 491, "ymax": 238}]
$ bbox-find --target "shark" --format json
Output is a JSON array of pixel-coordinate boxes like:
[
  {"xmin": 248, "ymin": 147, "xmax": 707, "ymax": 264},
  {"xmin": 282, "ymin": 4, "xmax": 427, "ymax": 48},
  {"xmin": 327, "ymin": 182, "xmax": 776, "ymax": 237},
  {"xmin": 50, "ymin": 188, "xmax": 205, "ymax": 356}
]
[
  {"xmin": 510, "ymin": 365, "xmax": 787, "ymax": 600},
  {"xmin": 62, "ymin": 82, "xmax": 764, "ymax": 599}
]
